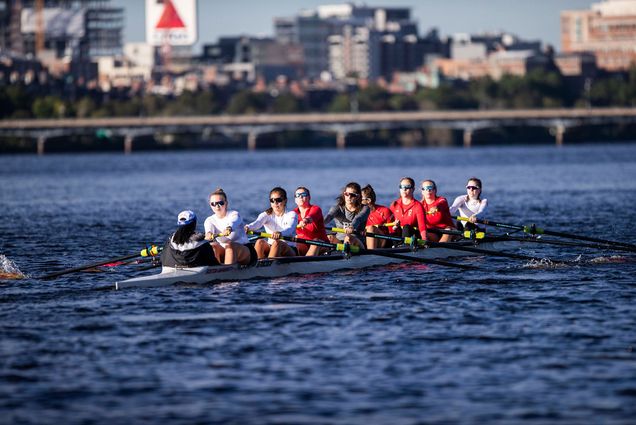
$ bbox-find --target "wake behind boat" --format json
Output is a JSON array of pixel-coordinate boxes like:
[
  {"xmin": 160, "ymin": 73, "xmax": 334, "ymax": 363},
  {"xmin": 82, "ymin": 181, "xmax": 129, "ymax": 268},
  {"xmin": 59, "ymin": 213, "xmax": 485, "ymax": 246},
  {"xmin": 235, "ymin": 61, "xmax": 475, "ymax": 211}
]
[{"xmin": 115, "ymin": 237, "xmax": 519, "ymax": 290}]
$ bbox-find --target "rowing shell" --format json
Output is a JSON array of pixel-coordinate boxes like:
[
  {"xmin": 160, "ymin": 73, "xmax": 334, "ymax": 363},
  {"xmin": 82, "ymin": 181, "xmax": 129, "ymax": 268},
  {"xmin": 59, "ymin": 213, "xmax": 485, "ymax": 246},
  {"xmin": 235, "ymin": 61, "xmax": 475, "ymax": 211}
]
[{"xmin": 115, "ymin": 238, "xmax": 519, "ymax": 290}]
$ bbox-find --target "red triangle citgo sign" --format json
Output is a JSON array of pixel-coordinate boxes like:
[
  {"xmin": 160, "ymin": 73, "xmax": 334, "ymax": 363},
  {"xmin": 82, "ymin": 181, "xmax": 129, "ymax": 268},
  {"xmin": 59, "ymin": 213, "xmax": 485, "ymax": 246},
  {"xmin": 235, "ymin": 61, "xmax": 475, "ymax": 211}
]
[{"xmin": 155, "ymin": 0, "xmax": 186, "ymax": 29}]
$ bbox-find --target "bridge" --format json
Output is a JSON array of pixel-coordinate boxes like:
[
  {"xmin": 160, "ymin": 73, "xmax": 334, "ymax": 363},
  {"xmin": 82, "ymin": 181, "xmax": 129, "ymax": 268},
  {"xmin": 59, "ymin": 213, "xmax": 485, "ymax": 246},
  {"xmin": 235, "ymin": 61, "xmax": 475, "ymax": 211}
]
[{"xmin": 1, "ymin": 107, "xmax": 635, "ymax": 154}]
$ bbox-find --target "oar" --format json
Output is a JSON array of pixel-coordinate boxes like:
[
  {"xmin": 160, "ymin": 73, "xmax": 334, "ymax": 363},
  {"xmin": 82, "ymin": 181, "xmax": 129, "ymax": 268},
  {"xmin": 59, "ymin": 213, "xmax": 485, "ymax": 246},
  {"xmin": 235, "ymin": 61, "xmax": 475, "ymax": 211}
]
[
  {"xmin": 248, "ymin": 231, "xmax": 350, "ymax": 251},
  {"xmin": 499, "ymin": 235, "xmax": 636, "ymax": 252},
  {"xmin": 457, "ymin": 216, "xmax": 636, "ymax": 252},
  {"xmin": 361, "ymin": 230, "xmax": 552, "ymax": 263},
  {"xmin": 423, "ymin": 240, "xmax": 548, "ymax": 262},
  {"xmin": 427, "ymin": 228, "xmax": 486, "ymax": 239},
  {"xmin": 40, "ymin": 245, "xmax": 161, "ymax": 280},
  {"xmin": 248, "ymin": 231, "xmax": 472, "ymax": 269},
  {"xmin": 334, "ymin": 226, "xmax": 486, "ymax": 240},
  {"xmin": 358, "ymin": 247, "xmax": 475, "ymax": 270},
  {"xmin": 331, "ymin": 226, "xmax": 486, "ymax": 242}
]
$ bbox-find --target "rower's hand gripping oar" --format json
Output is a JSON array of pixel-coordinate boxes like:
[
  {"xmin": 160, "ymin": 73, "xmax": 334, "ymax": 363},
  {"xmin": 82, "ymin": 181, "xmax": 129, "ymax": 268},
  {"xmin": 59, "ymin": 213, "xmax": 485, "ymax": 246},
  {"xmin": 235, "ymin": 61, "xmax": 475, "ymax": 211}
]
[
  {"xmin": 457, "ymin": 216, "xmax": 636, "ymax": 252},
  {"xmin": 40, "ymin": 244, "xmax": 162, "ymax": 280}
]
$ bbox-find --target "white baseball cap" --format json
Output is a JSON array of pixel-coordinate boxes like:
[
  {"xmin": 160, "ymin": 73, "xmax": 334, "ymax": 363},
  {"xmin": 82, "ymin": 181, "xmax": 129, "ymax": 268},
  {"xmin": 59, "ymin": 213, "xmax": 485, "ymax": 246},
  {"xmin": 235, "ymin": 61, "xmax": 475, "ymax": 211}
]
[{"xmin": 177, "ymin": 210, "xmax": 196, "ymax": 226}]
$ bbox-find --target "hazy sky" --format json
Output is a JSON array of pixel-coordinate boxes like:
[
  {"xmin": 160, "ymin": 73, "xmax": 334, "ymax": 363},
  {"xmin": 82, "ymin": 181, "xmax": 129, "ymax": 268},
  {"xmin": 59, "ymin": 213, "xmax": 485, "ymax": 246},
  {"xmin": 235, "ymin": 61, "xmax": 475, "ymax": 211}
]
[{"xmin": 111, "ymin": 0, "xmax": 595, "ymax": 51}]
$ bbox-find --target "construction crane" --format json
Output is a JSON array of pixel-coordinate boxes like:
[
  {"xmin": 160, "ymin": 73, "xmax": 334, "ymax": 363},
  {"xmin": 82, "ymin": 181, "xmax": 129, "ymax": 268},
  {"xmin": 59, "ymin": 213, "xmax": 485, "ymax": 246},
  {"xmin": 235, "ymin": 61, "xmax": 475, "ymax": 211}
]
[{"xmin": 35, "ymin": 0, "xmax": 44, "ymax": 56}]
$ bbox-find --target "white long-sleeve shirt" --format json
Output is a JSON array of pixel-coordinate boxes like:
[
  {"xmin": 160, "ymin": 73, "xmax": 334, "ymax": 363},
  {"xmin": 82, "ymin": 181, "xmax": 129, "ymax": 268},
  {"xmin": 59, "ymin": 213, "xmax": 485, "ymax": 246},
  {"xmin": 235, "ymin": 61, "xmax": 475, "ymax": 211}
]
[
  {"xmin": 449, "ymin": 196, "xmax": 488, "ymax": 219},
  {"xmin": 204, "ymin": 210, "xmax": 248, "ymax": 248},
  {"xmin": 246, "ymin": 210, "xmax": 298, "ymax": 246}
]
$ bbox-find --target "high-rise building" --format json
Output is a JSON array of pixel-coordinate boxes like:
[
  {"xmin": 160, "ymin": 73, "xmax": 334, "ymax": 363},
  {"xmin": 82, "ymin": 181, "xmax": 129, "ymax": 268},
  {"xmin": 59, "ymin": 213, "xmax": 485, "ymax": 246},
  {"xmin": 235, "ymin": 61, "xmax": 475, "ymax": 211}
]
[
  {"xmin": 561, "ymin": 0, "xmax": 636, "ymax": 71},
  {"xmin": 328, "ymin": 25, "xmax": 381, "ymax": 80},
  {"xmin": 1, "ymin": 0, "xmax": 122, "ymax": 78},
  {"xmin": 0, "ymin": 1, "xmax": 9, "ymax": 51},
  {"xmin": 275, "ymin": 3, "xmax": 441, "ymax": 81}
]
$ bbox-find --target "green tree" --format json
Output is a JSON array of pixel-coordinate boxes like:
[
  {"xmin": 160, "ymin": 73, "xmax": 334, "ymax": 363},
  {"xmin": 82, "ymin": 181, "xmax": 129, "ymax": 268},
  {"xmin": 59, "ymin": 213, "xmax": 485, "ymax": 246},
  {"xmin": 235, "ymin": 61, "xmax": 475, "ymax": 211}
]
[
  {"xmin": 141, "ymin": 94, "xmax": 167, "ymax": 116},
  {"xmin": 0, "ymin": 88, "xmax": 11, "ymax": 118},
  {"xmin": 388, "ymin": 94, "xmax": 418, "ymax": 111},
  {"xmin": 3, "ymin": 85, "xmax": 33, "ymax": 118},
  {"xmin": 327, "ymin": 94, "xmax": 352, "ymax": 113},
  {"xmin": 590, "ymin": 77, "xmax": 628, "ymax": 106},
  {"xmin": 416, "ymin": 83, "xmax": 478, "ymax": 110},
  {"xmin": 192, "ymin": 90, "xmax": 220, "ymax": 114},
  {"xmin": 357, "ymin": 85, "xmax": 390, "ymax": 111},
  {"xmin": 271, "ymin": 93, "xmax": 302, "ymax": 113},
  {"xmin": 626, "ymin": 64, "xmax": 636, "ymax": 106},
  {"xmin": 75, "ymin": 96, "xmax": 98, "ymax": 118},
  {"xmin": 468, "ymin": 77, "xmax": 500, "ymax": 109},
  {"xmin": 226, "ymin": 90, "xmax": 268, "ymax": 115},
  {"xmin": 32, "ymin": 96, "xmax": 66, "ymax": 118}
]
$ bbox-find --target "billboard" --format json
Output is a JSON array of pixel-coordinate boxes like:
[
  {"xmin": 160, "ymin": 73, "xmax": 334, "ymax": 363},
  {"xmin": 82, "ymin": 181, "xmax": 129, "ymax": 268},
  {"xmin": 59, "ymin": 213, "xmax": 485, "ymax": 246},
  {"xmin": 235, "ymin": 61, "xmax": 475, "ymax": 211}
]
[
  {"xmin": 146, "ymin": 0, "xmax": 197, "ymax": 46},
  {"xmin": 21, "ymin": 8, "xmax": 85, "ymax": 38}
]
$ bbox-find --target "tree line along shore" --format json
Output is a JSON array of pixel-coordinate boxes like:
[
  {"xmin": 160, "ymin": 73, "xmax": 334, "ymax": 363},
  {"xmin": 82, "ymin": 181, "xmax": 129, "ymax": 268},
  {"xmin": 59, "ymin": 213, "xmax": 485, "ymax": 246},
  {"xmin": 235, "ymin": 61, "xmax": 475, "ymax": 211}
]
[{"xmin": 1, "ymin": 67, "xmax": 635, "ymax": 152}]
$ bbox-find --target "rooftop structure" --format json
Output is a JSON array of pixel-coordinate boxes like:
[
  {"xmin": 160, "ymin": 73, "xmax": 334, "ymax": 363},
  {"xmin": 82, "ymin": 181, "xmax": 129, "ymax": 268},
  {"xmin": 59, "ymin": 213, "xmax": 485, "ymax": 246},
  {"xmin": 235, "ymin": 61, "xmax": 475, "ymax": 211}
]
[{"xmin": 561, "ymin": 0, "xmax": 636, "ymax": 71}]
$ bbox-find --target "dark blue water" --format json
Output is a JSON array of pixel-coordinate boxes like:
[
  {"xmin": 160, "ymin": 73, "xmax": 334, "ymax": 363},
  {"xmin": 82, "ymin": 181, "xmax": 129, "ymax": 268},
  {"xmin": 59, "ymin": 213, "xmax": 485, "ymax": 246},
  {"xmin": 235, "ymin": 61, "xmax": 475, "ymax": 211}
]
[{"xmin": 1, "ymin": 144, "xmax": 636, "ymax": 424}]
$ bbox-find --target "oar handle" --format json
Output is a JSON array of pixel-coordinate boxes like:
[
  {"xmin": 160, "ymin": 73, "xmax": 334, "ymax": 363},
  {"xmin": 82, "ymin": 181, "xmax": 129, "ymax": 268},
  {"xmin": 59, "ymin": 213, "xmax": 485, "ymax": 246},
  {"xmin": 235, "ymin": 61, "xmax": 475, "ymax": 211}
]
[
  {"xmin": 204, "ymin": 232, "xmax": 224, "ymax": 241},
  {"xmin": 458, "ymin": 216, "xmax": 636, "ymax": 251},
  {"xmin": 140, "ymin": 245, "xmax": 160, "ymax": 257}
]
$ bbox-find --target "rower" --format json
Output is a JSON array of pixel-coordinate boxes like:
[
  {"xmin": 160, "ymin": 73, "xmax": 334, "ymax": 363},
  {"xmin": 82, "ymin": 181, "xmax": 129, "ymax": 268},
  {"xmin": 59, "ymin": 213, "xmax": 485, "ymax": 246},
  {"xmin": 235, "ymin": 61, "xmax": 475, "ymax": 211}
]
[
  {"xmin": 420, "ymin": 179, "xmax": 455, "ymax": 242},
  {"xmin": 324, "ymin": 182, "xmax": 369, "ymax": 249},
  {"xmin": 293, "ymin": 186, "xmax": 330, "ymax": 256},
  {"xmin": 160, "ymin": 210, "xmax": 219, "ymax": 268},
  {"xmin": 390, "ymin": 177, "xmax": 427, "ymax": 242},
  {"xmin": 204, "ymin": 188, "xmax": 256, "ymax": 265},
  {"xmin": 361, "ymin": 184, "xmax": 394, "ymax": 249},
  {"xmin": 450, "ymin": 177, "xmax": 488, "ymax": 232},
  {"xmin": 245, "ymin": 187, "xmax": 298, "ymax": 259}
]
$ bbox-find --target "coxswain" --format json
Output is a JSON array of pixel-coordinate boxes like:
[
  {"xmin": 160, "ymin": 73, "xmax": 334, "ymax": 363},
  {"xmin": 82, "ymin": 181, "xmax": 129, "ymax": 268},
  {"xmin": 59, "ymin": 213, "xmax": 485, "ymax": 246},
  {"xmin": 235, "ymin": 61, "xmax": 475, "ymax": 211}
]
[{"xmin": 160, "ymin": 210, "xmax": 218, "ymax": 268}]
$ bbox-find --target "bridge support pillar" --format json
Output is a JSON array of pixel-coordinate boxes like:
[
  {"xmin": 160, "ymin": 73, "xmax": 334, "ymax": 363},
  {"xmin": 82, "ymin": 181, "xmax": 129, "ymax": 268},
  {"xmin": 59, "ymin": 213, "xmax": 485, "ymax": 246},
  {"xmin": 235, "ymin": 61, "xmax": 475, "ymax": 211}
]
[
  {"xmin": 336, "ymin": 131, "xmax": 347, "ymax": 150},
  {"xmin": 124, "ymin": 134, "xmax": 134, "ymax": 154},
  {"xmin": 554, "ymin": 124, "xmax": 565, "ymax": 147},
  {"xmin": 247, "ymin": 132, "xmax": 258, "ymax": 151},
  {"xmin": 463, "ymin": 129, "xmax": 473, "ymax": 148},
  {"xmin": 37, "ymin": 135, "xmax": 46, "ymax": 155}
]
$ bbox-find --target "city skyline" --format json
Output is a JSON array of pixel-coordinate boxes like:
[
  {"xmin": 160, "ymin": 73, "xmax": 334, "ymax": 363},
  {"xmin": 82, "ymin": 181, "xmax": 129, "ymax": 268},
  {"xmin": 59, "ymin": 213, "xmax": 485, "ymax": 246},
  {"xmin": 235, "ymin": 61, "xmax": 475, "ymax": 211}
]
[{"xmin": 112, "ymin": 0, "xmax": 595, "ymax": 52}]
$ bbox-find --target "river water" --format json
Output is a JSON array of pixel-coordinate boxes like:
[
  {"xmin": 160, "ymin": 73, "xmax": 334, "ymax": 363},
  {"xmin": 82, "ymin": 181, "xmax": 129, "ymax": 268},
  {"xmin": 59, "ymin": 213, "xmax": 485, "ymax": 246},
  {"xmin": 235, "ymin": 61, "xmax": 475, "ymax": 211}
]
[{"xmin": 1, "ymin": 144, "xmax": 635, "ymax": 424}]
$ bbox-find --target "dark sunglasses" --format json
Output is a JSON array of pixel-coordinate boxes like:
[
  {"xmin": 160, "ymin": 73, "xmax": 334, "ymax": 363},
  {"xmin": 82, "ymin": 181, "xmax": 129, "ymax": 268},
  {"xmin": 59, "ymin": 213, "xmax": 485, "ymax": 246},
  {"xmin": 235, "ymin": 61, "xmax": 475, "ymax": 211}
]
[
  {"xmin": 344, "ymin": 192, "xmax": 359, "ymax": 198},
  {"xmin": 421, "ymin": 185, "xmax": 435, "ymax": 191},
  {"xmin": 295, "ymin": 192, "xmax": 309, "ymax": 198},
  {"xmin": 466, "ymin": 186, "xmax": 481, "ymax": 190},
  {"xmin": 399, "ymin": 185, "xmax": 413, "ymax": 190},
  {"xmin": 270, "ymin": 197, "xmax": 285, "ymax": 204},
  {"xmin": 210, "ymin": 200, "xmax": 226, "ymax": 207}
]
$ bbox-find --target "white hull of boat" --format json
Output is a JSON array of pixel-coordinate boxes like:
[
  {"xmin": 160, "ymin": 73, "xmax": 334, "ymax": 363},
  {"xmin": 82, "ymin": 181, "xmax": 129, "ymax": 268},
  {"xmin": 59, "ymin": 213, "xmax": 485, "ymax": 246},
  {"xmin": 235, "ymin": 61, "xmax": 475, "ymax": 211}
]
[{"xmin": 115, "ymin": 240, "xmax": 518, "ymax": 290}]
